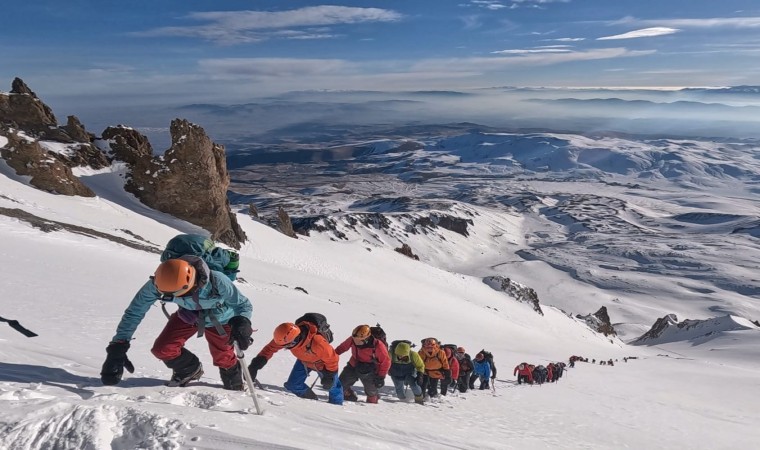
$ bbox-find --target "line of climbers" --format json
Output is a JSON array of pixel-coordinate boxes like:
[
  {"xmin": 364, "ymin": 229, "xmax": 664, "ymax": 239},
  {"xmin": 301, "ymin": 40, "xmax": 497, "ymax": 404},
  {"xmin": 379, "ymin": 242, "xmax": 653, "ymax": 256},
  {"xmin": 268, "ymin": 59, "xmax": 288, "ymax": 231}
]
[
  {"xmin": 512, "ymin": 361, "xmax": 566, "ymax": 385},
  {"xmin": 247, "ymin": 315, "xmax": 499, "ymax": 405},
  {"xmin": 98, "ymin": 235, "xmax": 557, "ymax": 406}
]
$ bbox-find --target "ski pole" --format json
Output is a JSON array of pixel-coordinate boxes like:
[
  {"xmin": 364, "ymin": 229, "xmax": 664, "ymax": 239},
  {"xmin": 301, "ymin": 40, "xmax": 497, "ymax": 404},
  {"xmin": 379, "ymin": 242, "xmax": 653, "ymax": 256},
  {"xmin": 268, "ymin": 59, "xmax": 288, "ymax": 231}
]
[{"xmin": 234, "ymin": 342, "xmax": 263, "ymax": 415}]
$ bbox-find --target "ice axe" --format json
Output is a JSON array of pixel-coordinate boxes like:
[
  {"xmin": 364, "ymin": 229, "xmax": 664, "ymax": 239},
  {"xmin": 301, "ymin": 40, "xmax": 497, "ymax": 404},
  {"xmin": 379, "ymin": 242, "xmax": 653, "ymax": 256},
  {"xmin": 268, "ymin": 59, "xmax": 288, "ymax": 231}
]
[{"xmin": 234, "ymin": 342, "xmax": 263, "ymax": 415}]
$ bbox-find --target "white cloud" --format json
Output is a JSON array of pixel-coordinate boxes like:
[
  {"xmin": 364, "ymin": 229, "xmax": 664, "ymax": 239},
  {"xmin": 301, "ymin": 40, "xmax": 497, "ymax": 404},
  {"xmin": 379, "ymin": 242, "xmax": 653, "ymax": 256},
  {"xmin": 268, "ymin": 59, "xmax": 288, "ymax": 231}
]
[
  {"xmin": 492, "ymin": 48, "xmax": 572, "ymax": 54},
  {"xmin": 553, "ymin": 37, "xmax": 586, "ymax": 42},
  {"xmin": 644, "ymin": 17, "xmax": 760, "ymax": 28},
  {"xmin": 415, "ymin": 47, "xmax": 655, "ymax": 71},
  {"xmin": 136, "ymin": 6, "xmax": 402, "ymax": 44},
  {"xmin": 470, "ymin": 0, "xmax": 508, "ymax": 10},
  {"xmin": 598, "ymin": 27, "xmax": 680, "ymax": 40}
]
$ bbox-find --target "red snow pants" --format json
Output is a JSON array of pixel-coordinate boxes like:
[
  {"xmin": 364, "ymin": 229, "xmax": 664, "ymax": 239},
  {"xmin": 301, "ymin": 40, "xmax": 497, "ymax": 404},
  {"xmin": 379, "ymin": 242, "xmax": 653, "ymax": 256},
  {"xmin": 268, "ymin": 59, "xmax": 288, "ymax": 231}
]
[{"xmin": 151, "ymin": 312, "xmax": 236, "ymax": 369}]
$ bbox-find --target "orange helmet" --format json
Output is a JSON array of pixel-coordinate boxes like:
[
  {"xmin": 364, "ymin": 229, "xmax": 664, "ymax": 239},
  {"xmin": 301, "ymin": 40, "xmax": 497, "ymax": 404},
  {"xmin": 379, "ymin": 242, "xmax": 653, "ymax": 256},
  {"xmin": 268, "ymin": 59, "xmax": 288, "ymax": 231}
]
[
  {"xmin": 352, "ymin": 325, "xmax": 371, "ymax": 340},
  {"xmin": 456, "ymin": 347, "xmax": 466, "ymax": 354},
  {"xmin": 423, "ymin": 338, "xmax": 438, "ymax": 348},
  {"xmin": 154, "ymin": 259, "xmax": 196, "ymax": 296},
  {"xmin": 273, "ymin": 322, "xmax": 302, "ymax": 347}
]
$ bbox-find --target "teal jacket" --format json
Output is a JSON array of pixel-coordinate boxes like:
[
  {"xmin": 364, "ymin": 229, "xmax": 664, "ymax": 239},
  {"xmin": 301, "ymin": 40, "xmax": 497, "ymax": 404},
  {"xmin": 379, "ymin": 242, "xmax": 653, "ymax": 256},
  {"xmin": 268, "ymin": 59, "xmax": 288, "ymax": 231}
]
[{"xmin": 112, "ymin": 270, "xmax": 252, "ymax": 342}]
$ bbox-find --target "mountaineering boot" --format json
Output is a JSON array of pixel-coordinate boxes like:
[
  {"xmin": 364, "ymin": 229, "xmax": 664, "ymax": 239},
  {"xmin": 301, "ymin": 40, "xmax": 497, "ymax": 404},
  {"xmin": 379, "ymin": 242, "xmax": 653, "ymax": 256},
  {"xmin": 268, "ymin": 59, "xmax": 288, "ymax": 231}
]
[
  {"xmin": 344, "ymin": 389, "xmax": 359, "ymax": 402},
  {"xmin": 414, "ymin": 394, "xmax": 424, "ymax": 405},
  {"xmin": 167, "ymin": 363, "xmax": 204, "ymax": 387},
  {"xmin": 302, "ymin": 388, "xmax": 318, "ymax": 400},
  {"xmin": 220, "ymin": 365, "xmax": 244, "ymax": 391},
  {"xmin": 366, "ymin": 395, "xmax": 378, "ymax": 404},
  {"xmin": 164, "ymin": 348, "xmax": 203, "ymax": 387}
]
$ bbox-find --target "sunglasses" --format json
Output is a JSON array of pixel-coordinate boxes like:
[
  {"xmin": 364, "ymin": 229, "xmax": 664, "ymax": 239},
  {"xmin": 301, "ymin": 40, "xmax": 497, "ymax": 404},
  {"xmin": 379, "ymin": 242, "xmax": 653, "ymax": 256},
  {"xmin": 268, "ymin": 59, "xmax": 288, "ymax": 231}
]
[
  {"xmin": 158, "ymin": 284, "xmax": 191, "ymax": 297},
  {"xmin": 397, "ymin": 355, "xmax": 410, "ymax": 362},
  {"xmin": 284, "ymin": 333, "xmax": 303, "ymax": 349}
]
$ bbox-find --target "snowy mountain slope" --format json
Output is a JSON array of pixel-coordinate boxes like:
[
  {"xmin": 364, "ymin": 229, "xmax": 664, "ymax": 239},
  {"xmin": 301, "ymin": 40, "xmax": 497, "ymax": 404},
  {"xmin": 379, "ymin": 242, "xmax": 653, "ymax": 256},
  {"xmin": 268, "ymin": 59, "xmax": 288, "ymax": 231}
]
[
  {"xmin": 2, "ymin": 166, "xmax": 759, "ymax": 449},
  {"xmin": 228, "ymin": 130, "xmax": 760, "ymax": 339}
]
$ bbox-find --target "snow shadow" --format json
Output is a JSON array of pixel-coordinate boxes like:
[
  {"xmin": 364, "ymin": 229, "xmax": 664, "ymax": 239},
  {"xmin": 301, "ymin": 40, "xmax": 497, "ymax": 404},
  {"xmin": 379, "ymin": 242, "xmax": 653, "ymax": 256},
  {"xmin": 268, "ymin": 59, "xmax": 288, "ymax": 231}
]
[{"xmin": 0, "ymin": 362, "xmax": 99, "ymax": 399}]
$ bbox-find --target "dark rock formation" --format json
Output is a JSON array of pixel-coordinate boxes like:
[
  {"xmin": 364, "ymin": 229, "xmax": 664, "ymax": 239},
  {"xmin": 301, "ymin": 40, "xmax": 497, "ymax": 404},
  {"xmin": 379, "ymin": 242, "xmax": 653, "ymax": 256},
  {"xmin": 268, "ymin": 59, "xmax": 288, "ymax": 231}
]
[
  {"xmin": 104, "ymin": 119, "xmax": 246, "ymax": 248},
  {"xmin": 101, "ymin": 125, "xmax": 153, "ymax": 165},
  {"xmin": 632, "ymin": 314, "xmax": 678, "ymax": 344},
  {"xmin": 0, "ymin": 128, "xmax": 95, "ymax": 196},
  {"xmin": 248, "ymin": 203, "xmax": 259, "ymax": 219},
  {"xmin": 1, "ymin": 79, "xmax": 108, "ymax": 169},
  {"xmin": 63, "ymin": 115, "xmax": 94, "ymax": 143},
  {"xmin": 277, "ymin": 206, "xmax": 297, "ymax": 238},
  {"xmin": 753, "ymin": 319, "xmax": 760, "ymax": 327},
  {"xmin": 394, "ymin": 243, "xmax": 419, "ymax": 260},
  {"xmin": 483, "ymin": 276, "xmax": 544, "ymax": 315},
  {"xmin": 576, "ymin": 306, "xmax": 617, "ymax": 336},
  {"xmin": 291, "ymin": 211, "xmax": 470, "ymax": 241},
  {"xmin": 410, "ymin": 214, "xmax": 473, "ymax": 237},
  {"xmin": 1, "ymin": 78, "xmax": 58, "ymax": 137}
]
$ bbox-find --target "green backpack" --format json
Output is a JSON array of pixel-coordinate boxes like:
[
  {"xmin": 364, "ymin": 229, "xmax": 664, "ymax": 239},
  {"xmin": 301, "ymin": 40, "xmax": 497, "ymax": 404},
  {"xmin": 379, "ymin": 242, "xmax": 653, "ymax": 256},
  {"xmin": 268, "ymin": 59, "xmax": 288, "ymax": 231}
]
[{"xmin": 160, "ymin": 234, "xmax": 239, "ymax": 281}]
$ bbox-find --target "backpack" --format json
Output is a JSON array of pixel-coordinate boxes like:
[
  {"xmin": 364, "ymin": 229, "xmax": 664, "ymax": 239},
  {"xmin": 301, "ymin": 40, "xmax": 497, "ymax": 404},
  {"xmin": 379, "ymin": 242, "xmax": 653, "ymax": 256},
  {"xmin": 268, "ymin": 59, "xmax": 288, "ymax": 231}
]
[
  {"xmin": 370, "ymin": 323, "xmax": 388, "ymax": 349},
  {"xmin": 161, "ymin": 234, "xmax": 239, "ymax": 281},
  {"xmin": 295, "ymin": 312, "xmax": 333, "ymax": 344}
]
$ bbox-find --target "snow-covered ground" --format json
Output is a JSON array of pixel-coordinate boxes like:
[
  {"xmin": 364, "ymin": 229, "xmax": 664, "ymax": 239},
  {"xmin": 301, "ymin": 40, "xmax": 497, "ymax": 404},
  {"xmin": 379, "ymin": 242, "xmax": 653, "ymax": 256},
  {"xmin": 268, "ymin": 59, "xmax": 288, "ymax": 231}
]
[{"xmin": 1, "ymin": 157, "xmax": 759, "ymax": 449}]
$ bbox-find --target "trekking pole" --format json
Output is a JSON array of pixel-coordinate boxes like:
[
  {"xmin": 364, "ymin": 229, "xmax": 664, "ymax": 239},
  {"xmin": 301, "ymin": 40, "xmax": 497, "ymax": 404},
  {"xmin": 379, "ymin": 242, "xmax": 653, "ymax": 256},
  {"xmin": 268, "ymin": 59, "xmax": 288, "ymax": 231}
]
[{"xmin": 234, "ymin": 342, "xmax": 263, "ymax": 415}]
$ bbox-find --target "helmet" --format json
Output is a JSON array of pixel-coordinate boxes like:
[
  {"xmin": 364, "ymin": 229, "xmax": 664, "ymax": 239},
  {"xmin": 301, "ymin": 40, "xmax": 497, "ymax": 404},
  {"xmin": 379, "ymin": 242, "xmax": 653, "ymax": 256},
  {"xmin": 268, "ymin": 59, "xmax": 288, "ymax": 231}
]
[
  {"xmin": 423, "ymin": 338, "xmax": 438, "ymax": 348},
  {"xmin": 154, "ymin": 259, "xmax": 196, "ymax": 296},
  {"xmin": 456, "ymin": 347, "xmax": 466, "ymax": 354},
  {"xmin": 273, "ymin": 322, "xmax": 302, "ymax": 347},
  {"xmin": 475, "ymin": 353, "xmax": 485, "ymax": 361},
  {"xmin": 352, "ymin": 325, "xmax": 371, "ymax": 340}
]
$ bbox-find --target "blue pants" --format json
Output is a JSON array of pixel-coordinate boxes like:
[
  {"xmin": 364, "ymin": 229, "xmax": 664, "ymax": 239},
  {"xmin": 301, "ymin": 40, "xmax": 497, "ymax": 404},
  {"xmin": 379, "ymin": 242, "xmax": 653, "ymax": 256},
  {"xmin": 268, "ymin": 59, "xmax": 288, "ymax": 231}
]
[
  {"xmin": 284, "ymin": 360, "xmax": 343, "ymax": 405},
  {"xmin": 391, "ymin": 373, "xmax": 422, "ymax": 400}
]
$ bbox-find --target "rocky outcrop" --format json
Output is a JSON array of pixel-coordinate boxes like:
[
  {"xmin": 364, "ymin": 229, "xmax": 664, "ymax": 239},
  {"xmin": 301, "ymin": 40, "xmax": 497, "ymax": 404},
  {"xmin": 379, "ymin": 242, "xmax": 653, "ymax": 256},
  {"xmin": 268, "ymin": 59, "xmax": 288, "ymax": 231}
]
[
  {"xmin": 0, "ymin": 78, "xmax": 58, "ymax": 136},
  {"xmin": 63, "ymin": 115, "xmax": 94, "ymax": 143},
  {"xmin": 0, "ymin": 127, "xmax": 95, "ymax": 196},
  {"xmin": 410, "ymin": 214, "xmax": 473, "ymax": 237},
  {"xmin": 394, "ymin": 243, "xmax": 419, "ymax": 260},
  {"xmin": 104, "ymin": 119, "xmax": 246, "ymax": 248},
  {"xmin": 576, "ymin": 306, "xmax": 617, "ymax": 336},
  {"xmin": 633, "ymin": 314, "xmax": 678, "ymax": 344},
  {"xmin": 101, "ymin": 125, "xmax": 154, "ymax": 165},
  {"xmin": 483, "ymin": 276, "xmax": 544, "ymax": 315},
  {"xmin": 1, "ymin": 78, "xmax": 108, "ymax": 169},
  {"xmin": 277, "ymin": 206, "xmax": 297, "ymax": 238}
]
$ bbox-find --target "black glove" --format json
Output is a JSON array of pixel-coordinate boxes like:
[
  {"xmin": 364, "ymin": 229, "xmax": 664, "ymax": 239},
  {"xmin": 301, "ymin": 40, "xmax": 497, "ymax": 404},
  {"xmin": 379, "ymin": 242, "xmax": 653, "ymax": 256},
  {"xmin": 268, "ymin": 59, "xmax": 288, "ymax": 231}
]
[
  {"xmin": 321, "ymin": 370, "xmax": 336, "ymax": 390},
  {"xmin": 441, "ymin": 369, "xmax": 451, "ymax": 379},
  {"xmin": 374, "ymin": 375, "xmax": 385, "ymax": 388},
  {"xmin": 416, "ymin": 372, "xmax": 424, "ymax": 387},
  {"xmin": 228, "ymin": 316, "xmax": 253, "ymax": 350},
  {"xmin": 100, "ymin": 341, "xmax": 134, "ymax": 386},
  {"xmin": 248, "ymin": 355, "xmax": 268, "ymax": 381}
]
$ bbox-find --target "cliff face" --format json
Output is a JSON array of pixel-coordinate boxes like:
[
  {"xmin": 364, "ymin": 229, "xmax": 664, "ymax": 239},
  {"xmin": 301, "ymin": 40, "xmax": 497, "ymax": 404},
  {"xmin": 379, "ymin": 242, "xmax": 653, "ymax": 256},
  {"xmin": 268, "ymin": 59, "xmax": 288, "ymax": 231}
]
[
  {"xmin": 103, "ymin": 119, "xmax": 246, "ymax": 248},
  {"xmin": 576, "ymin": 306, "xmax": 617, "ymax": 336}
]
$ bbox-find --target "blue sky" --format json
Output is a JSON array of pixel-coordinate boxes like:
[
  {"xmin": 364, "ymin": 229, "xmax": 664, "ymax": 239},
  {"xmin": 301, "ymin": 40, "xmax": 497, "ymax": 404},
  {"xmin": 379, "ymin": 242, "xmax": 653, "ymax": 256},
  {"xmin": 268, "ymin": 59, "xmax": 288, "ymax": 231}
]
[{"xmin": 3, "ymin": 0, "xmax": 760, "ymax": 104}]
